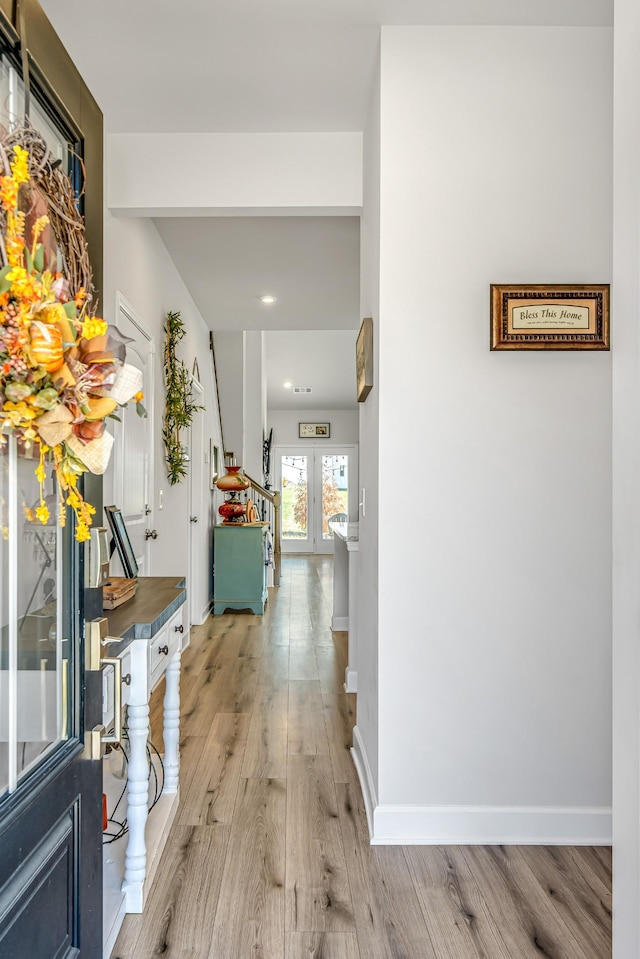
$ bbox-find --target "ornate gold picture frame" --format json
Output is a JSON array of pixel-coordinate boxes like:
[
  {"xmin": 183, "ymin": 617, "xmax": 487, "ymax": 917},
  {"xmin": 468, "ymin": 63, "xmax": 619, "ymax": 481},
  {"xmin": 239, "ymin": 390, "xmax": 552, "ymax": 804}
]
[{"xmin": 490, "ymin": 284, "xmax": 610, "ymax": 351}]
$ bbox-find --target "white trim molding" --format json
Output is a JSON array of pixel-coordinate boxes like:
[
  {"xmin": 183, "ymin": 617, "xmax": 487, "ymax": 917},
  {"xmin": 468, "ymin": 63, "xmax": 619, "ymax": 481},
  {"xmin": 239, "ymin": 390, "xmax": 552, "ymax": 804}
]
[
  {"xmin": 331, "ymin": 615, "xmax": 349, "ymax": 631},
  {"xmin": 344, "ymin": 667, "xmax": 357, "ymax": 693},
  {"xmin": 351, "ymin": 725, "xmax": 377, "ymax": 838},
  {"xmin": 369, "ymin": 804, "xmax": 612, "ymax": 846}
]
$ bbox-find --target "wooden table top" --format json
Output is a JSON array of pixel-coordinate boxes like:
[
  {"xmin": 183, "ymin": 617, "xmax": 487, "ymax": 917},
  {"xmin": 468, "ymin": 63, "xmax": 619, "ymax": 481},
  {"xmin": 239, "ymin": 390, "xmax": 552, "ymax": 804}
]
[{"xmin": 104, "ymin": 576, "xmax": 186, "ymax": 645}]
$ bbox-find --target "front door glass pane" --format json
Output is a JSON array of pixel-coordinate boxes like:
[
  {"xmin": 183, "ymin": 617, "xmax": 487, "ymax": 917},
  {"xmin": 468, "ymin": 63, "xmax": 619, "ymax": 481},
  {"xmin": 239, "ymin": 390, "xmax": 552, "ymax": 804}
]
[
  {"xmin": 281, "ymin": 455, "xmax": 308, "ymax": 540},
  {"xmin": 0, "ymin": 438, "xmax": 69, "ymax": 796},
  {"xmin": 321, "ymin": 455, "xmax": 349, "ymax": 539},
  {"xmin": 0, "ymin": 60, "xmax": 74, "ymax": 797}
]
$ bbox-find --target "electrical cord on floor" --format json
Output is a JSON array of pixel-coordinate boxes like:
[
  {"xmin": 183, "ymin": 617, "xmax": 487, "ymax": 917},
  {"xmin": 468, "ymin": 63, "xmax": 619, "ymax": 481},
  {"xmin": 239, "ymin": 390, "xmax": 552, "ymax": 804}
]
[{"xmin": 102, "ymin": 728, "xmax": 165, "ymax": 845}]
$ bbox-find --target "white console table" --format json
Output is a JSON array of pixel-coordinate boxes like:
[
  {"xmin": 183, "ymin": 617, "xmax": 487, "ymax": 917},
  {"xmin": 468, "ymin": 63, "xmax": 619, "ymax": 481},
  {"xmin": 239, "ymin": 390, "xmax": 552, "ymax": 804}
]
[
  {"xmin": 329, "ymin": 522, "xmax": 359, "ymax": 693},
  {"xmin": 101, "ymin": 577, "xmax": 187, "ymax": 958}
]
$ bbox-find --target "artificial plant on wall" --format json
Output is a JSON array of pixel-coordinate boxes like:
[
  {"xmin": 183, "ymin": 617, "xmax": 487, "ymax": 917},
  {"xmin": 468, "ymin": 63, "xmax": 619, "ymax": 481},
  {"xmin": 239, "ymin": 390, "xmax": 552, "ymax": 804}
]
[{"xmin": 162, "ymin": 310, "xmax": 203, "ymax": 484}]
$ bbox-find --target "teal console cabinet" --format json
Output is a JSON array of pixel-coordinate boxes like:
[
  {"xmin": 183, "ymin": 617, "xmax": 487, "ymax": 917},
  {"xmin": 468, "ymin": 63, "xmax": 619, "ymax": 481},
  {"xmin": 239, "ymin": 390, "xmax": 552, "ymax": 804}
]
[{"xmin": 213, "ymin": 524, "xmax": 269, "ymax": 615}]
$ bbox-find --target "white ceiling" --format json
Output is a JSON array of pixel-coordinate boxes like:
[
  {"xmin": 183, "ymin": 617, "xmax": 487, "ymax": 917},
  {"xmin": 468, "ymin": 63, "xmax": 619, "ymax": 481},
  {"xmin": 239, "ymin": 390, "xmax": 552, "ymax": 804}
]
[
  {"xmin": 41, "ymin": 0, "xmax": 612, "ymax": 134},
  {"xmin": 153, "ymin": 216, "xmax": 360, "ymax": 332},
  {"xmin": 265, "ymin": 331, "xmax": 358, "ymax": 410}
]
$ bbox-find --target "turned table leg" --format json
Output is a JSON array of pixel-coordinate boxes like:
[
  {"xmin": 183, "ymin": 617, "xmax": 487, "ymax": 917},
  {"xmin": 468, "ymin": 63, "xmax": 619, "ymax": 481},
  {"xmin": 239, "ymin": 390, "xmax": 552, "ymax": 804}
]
[
  {"xmin": 163, "ymin": 648, "xmax": 181, "ymax": 794},
  {"xmin": 122, "ymin": 697, "xmax": 149, "ymax": 912}
]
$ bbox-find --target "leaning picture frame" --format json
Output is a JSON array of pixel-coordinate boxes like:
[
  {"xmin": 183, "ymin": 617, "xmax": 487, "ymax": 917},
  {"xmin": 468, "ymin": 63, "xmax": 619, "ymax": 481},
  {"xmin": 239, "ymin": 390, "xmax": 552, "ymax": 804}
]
[
  {"xmin": 104, "ymin": 505, "xmax": 139, "ymax": 579},
  {"xmin": 210, "ymin": 441, "xmax": 219, "ymax": 490},
  {"xmin": 356, "ymin": 317, "xmax": 374, "ymax": 400},
  {"xmin": 490, "ymin": 284, "xmax": 610, "ymax": 351}
]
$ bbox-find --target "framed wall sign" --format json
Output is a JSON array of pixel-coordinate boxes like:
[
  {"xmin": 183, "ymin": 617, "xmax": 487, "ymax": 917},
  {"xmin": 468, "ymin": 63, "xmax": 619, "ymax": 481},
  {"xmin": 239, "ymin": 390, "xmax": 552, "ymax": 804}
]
[
  {"xmin": 356, "ymin": 317, "xmax": 374, "ymax": 401},
  {"xmin": 299, "ymin": 422, "xmax": 330, "ymax": 438},
  {"xmin": 490, "ymin": 284, "xmax": 610, "ymax": 351}
]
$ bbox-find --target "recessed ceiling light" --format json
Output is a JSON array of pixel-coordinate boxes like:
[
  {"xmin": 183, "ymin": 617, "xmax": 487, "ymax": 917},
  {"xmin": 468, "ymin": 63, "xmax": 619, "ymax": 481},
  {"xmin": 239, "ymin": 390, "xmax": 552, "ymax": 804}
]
[
  {"xmin": 260, "ymin": 294, "xmax": 277, "ymax": 304},
  {"xmin": 283, "ymin": 381, "xmax": 292, "ymax": 389}
]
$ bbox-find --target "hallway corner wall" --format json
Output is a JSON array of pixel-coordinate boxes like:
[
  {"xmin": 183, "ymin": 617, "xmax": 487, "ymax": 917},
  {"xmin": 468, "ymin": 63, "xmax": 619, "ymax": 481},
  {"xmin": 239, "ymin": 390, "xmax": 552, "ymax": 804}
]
[
  {"xmin": 612, "ymin": 0, "xmax": 640, "ymax": 952},
  {"xmin": 356, "ymin": 41, "xmax": 381, "ymax": 807},
  {"xmin": 375, "ymin": 25, "xmax": 613, "ymax": 842}
]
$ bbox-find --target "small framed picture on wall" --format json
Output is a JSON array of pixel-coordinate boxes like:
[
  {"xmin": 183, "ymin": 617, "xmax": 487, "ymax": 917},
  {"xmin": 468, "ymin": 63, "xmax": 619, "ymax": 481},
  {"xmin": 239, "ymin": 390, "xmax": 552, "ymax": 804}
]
[
  {"xmin": 299, "ymin": 422, "xmax": 331, "ymax": 438},
  {"xmin": 490, "ymin": 284, "xmax": 610, "ymax": 350}
]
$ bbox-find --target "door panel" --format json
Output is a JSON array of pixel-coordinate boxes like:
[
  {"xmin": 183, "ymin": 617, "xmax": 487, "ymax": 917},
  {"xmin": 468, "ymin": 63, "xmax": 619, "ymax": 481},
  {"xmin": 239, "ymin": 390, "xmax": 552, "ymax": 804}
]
[
  {"xmin": 0, "ymin": 8, "xmax": 104, "ymax": 954},
  {"xmin": 318, "ymin": 453, "xmax": 350, "ymax": 552},
  {"xmin": 0, "ymin": 438, "xmax": 102, "ymax": 959},
  {"xmin": 188, "ymin": 380, "xmax": 207, "ymax": 625},
  {"xmin": 279, "ymin": 452, "xmax": 311, "ymax": 552},
  {"xmin": 0, "ymin": 749, "xmax": 102, "ymax": 958}
]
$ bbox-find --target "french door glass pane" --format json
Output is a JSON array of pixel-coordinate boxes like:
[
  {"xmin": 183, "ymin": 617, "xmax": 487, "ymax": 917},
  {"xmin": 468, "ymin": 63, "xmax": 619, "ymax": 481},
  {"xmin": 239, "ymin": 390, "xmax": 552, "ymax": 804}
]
[
  {"xmin": 321, "ymin": 455, "xmax": 349, "ymax": 539},
  {"xmin": 281, "ymin": 455, "xmax": 308, "ymax": 540},
  {"xmin": 0, "ymin": 438, "xmax": 69, "ymax": 796}
]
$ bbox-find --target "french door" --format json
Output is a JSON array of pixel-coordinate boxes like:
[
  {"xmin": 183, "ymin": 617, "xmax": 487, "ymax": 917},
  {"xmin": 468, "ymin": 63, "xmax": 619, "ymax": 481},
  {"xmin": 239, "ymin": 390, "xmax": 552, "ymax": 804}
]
[
  {"xmin": 275, "ymin": 446, "xmax": 357, "ymax": 554},
  {"xmin": 0, "ymin": 13, "xmax": 104, "ymax": 958}
]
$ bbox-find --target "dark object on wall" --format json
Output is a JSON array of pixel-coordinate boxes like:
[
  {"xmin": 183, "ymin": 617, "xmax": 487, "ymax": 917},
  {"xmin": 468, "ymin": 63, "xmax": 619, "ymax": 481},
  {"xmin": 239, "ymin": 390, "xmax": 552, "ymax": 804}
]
[
  {"xmin": 490, "ymin": 284, "xmax": 610, "ymax": 351},
  {"xmin": 263, "ymin": 427, "xmax": 273, "ymax": 489},
  {"xmin": 357, "ymin": 317, "xmax": 374, "ymax": 401}
]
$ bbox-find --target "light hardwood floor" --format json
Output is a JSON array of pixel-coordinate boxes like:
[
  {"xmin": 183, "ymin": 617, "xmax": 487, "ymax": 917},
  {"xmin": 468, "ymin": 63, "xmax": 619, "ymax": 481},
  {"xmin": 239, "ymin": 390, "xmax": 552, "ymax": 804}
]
[{"xmin": 111, "ymin": 555, "xmax": 612, "ymax": 959}]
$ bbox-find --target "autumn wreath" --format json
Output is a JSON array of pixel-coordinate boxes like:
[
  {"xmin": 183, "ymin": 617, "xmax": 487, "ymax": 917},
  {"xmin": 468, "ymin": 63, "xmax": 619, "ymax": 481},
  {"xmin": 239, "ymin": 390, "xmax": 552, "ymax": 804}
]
[{"xmin": 0, "ymin": 124, "xmax": 144, "ymax": 541}]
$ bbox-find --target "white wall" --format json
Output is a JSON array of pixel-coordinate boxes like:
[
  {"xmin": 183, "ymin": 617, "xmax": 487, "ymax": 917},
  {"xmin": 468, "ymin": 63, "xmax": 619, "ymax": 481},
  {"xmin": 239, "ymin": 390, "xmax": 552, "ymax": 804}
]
[
  {"xmin": 102, "ymin": 212, "xmax": 223, "ymax": 596},
  {"xmin": 371, "ymin": 26, "xmax": 613, "ymax": 843},
  {"xmin": 612, "ymin": 0, "xmax": 640, "ymax": 953},
  {"xmin": 267, "ymin": 409, "xmax": 359, "ymax": 446},
  {"xmin": 354, "ymin": 47, "xmax": 381, "ymax": 813},
  {"xmin": 108, "ymin": 132, "xmax": 362, "ymax": 216}
]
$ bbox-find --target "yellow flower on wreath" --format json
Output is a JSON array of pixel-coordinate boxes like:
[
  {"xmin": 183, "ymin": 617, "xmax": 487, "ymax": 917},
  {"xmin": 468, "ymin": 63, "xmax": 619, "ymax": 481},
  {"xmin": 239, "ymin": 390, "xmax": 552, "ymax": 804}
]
[
  {"xmin": 2, "ymin": 400, "xmax": 38, "ymax": 429},
  {"xmin": 81, "ymin": 317, "xmax": 108, "ymax": 339},
  {"xmin": 10, "ymin": 145, "xmax": 29, "ymax": 185},
  {"xmin": 0, "ymin": 176, "xmax": 18, "ymax": 211},
  {"xmin": 35, "ymin": 503, "xmax": 50, "ymax": 525},
  {"xmin": 6, "ymin": 264, "xmax": 42, "ymax": 302}
]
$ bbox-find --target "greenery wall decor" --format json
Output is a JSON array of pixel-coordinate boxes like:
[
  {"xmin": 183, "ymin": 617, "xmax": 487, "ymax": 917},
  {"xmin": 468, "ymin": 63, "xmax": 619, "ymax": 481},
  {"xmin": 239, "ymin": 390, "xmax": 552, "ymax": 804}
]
[{"xmin": 162, "ymin": 310, "xmax": 203, "ymax": 484}]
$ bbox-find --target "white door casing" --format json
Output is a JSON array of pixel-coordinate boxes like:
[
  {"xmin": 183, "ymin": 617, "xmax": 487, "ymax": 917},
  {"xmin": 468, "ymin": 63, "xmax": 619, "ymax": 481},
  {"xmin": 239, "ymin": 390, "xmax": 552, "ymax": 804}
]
[{"xmin": 110, "ymin": 293, "xmax": 154, "ymax": 575}]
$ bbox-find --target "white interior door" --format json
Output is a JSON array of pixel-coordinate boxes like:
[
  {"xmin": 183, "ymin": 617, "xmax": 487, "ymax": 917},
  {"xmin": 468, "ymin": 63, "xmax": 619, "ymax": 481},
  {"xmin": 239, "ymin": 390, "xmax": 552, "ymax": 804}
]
[
  {"xmin": 110, "ymin": 293, "xmax": 153, "ymax": 575},
  {"xmin": 275, "ymin": 446, "xmax": 357, "ymax": 554},
  {"xmin": 188, "ymin": 379, "xmax": 207, "ymax": 626}
]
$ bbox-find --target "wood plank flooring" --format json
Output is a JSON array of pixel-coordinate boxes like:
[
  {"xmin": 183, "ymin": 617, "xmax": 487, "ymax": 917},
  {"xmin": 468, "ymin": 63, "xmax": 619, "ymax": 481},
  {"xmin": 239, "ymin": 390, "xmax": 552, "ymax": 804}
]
[{"xmin": 112, "ymin": 555, "xmax": 611, "ymax": 959}]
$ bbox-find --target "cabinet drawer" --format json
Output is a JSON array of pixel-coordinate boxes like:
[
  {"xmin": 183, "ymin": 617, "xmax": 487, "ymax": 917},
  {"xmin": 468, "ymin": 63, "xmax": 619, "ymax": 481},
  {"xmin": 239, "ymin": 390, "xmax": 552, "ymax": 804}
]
[
  {"xmin": 149, "ymin": 607, "xmax": 184, "ymax": 691},
  {"xmin": 120, "ymin": 648, "xmax": 132, "ymax": 706}
]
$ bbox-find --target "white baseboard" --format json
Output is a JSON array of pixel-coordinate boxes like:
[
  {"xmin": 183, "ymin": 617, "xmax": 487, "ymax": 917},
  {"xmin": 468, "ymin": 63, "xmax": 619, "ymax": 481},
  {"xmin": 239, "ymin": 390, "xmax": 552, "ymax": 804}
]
[
  {"xmin": 344, "ymin": 667, "xmax": 357, "ymax": 693},
  {"xmin": 370, "ymin": 804, "xmax": 612, "ymax": 846},
  {"xmin": 331, "ymin": 615, "xmax": 349, "ymax": 631},
  {"xmin": 351, "ymin": 725, "xmax": 377, "ymax": 839}
]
